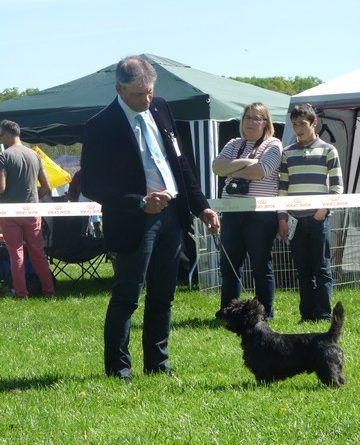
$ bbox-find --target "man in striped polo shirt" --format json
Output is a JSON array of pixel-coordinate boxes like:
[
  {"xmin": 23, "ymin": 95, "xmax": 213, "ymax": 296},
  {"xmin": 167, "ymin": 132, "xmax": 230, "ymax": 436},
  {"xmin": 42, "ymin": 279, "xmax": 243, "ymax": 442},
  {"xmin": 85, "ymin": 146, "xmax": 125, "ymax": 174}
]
[{"xmin": 278, "ymin": 103, "xmax": 343, "ymax": 322}]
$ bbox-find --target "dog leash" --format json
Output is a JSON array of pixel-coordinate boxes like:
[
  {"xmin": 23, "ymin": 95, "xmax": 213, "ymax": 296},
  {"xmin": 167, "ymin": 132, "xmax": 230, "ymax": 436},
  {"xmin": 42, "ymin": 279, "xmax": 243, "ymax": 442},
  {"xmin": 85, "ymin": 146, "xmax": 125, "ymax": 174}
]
[{"xmin": 212, "ymin": 234, "xmax": 241, "ymax": 283}]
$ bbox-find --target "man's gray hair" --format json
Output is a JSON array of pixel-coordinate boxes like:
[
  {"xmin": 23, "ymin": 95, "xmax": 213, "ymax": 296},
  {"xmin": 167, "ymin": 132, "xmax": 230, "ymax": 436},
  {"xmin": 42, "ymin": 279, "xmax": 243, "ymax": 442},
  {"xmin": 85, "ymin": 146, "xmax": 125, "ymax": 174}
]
[
  {"xmin": 116, "ymin": 56, "xmax": 157, "ymax": 87},
  {"xmin": 0, "ymin": 120, "xmax": 21, "ymax": 136}
]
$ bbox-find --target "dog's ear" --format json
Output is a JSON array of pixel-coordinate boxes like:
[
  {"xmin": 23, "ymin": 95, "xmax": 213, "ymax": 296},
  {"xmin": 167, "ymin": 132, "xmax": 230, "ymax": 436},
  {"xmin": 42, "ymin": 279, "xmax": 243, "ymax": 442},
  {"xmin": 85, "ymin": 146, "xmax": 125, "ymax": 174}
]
[
  {"xmin": 249, "ymin": 298, "xmax": 266, "ymax": 320},
  {"xmin": 223, "ymin": 299, "xmax": 242, "ymax": 312},
  {"xmin": 222, "ymin": 300, "xmax": 245, "ymax": 334},
  {"xmin": 244, "ymin": 298, "xmax": 258, "ymax": 309}
]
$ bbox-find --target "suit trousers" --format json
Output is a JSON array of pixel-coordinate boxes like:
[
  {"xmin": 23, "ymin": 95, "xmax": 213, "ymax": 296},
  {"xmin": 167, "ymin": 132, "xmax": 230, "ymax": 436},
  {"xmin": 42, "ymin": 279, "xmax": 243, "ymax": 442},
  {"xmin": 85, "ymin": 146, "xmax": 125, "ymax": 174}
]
[{"xmin": 104, "ymin": 203, "xmax": 182, "ymax": 377}]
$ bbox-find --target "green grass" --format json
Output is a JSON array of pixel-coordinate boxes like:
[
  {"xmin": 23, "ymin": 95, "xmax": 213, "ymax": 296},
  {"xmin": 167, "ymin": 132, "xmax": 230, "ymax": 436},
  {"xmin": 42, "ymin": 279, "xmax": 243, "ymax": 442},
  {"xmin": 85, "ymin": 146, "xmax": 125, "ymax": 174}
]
[{"xmin": 1, "ymin": 265, "xmax": 359, "ymax": 444}]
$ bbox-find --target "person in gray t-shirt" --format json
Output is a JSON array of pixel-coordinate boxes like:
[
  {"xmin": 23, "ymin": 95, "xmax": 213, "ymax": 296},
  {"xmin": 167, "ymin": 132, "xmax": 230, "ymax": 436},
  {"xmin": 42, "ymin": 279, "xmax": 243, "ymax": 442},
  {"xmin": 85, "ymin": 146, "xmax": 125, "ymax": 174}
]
[{"xmin": 0, "ymin": 120, "xmax": 55, "ymax": 298}]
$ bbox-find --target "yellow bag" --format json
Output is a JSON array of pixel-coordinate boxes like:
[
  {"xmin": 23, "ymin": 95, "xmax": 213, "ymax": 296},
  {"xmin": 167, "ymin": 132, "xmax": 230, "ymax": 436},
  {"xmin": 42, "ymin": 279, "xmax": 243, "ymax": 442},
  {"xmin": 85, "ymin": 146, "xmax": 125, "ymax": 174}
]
[{"xmin": 33, "ymin": 146, "xmax": 72, "ymax": 189}]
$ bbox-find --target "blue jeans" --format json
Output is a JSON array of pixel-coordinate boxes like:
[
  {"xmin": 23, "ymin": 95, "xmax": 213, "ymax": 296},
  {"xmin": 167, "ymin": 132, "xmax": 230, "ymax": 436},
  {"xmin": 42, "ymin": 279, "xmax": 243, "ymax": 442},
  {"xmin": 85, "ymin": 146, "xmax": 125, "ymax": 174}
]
[
  {"xmin": 290, "ymin": 215, "xmax": 332, "ymax": 320},
  {"xmin": 104, "ymin": 203, "xmax": 182, "ymax": 377},
  {"xmin": 219, "ymin": 211, "xmax": 278, "ymax": 318}
]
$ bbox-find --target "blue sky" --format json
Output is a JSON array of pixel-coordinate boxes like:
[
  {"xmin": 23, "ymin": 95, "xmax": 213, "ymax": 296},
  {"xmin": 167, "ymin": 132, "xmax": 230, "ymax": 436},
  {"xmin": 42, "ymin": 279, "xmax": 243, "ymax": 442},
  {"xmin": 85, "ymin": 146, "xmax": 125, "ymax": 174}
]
[{"xmin": 1, "ymin": 0, "xmax": 359, "ymax": 92}]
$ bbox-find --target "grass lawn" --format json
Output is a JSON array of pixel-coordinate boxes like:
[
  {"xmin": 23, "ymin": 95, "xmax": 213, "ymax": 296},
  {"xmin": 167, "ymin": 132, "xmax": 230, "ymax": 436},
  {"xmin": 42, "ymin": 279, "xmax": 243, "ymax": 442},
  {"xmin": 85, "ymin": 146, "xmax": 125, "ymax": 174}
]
[{"xmin": 0, "ymin": 264, "xmax": 359, "ymax": 444}]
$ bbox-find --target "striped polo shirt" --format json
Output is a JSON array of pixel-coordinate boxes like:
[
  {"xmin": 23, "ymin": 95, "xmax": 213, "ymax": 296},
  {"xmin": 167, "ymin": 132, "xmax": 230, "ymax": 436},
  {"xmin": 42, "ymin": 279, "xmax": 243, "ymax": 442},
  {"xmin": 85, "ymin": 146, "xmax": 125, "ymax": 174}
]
[
  {"xmin": 278, "ymin": 136, "xmax": 343, "ymax": 218},
  {"xmin": 217, "ymin": 136, "xmax": 282, "ymax": 198}
]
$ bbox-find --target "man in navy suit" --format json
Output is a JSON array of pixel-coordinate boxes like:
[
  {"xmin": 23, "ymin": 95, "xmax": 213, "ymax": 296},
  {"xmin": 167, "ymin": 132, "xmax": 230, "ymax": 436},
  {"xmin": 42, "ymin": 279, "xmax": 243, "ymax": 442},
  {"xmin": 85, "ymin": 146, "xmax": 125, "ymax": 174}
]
[{"xmin": 81, "ymin": 55, "xmax": 219, "ymax": 383}]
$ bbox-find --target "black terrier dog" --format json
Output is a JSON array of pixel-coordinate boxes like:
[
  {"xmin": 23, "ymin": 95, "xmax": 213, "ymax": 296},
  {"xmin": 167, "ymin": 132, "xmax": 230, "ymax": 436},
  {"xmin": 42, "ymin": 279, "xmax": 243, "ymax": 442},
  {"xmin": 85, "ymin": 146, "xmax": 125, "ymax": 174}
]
[{"xmin": 222, "ymin": 298, "xmax": 345, "ymax": 387}]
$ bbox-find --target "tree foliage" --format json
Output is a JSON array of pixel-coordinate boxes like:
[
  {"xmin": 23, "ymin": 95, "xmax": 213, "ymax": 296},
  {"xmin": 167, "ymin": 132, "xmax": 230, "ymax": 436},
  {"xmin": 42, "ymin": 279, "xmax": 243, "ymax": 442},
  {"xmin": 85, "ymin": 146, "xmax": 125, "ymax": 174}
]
[
  {"xmin": 0, "ymin": 87, "xmax": 39, "ymax": 102},
  {"xmin": 230, "ymin": 76, "xmax": 323, "ymax": 95}
]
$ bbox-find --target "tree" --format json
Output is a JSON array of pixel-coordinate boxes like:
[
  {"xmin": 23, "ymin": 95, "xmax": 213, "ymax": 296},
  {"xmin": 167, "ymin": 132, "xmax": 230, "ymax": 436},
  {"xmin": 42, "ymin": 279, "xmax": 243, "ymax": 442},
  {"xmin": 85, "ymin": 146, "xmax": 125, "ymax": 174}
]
[
  {"xmin": 230, "ymin": 76, "xmax": 323, "ymax": 95},
  {"xmin": 0, "ymin": 87, "xmax": 39, "ymax": 102}
]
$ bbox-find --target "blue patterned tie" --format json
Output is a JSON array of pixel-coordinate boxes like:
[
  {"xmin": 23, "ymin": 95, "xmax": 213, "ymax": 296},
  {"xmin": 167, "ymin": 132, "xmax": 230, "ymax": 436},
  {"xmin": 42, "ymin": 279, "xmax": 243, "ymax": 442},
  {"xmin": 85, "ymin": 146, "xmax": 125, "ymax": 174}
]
[{"xmin": 136, "ymin": 114, "xmax": 177, "ymax": 197}]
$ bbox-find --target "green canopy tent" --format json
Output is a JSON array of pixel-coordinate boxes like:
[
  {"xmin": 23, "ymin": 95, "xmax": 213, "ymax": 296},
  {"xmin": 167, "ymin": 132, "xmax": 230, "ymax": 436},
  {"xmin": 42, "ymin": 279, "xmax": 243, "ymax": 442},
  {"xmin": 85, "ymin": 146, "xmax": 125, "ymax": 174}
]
[{"xmin": 0, "ymin": 54, "xmax": 290, "ymax": 198}]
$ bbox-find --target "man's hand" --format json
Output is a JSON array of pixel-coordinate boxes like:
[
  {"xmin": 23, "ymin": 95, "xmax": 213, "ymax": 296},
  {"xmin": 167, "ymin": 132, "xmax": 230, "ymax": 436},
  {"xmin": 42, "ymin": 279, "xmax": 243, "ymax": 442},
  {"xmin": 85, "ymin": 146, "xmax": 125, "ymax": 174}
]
[
  {"xmin": 199, "ymin": 208, "xmax": 220, "ymax": 235},
  {"xmin": 143, "ymin": 191, "xmax": 173, "ymax": 214}
]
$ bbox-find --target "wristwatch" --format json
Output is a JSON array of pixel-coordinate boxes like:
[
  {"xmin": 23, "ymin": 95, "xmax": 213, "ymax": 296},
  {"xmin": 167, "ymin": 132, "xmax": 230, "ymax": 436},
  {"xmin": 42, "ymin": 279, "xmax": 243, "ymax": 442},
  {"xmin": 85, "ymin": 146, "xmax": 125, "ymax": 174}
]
[{"xmin": 139, "ymin": 198, "xmax": 148, "ymax": 210}]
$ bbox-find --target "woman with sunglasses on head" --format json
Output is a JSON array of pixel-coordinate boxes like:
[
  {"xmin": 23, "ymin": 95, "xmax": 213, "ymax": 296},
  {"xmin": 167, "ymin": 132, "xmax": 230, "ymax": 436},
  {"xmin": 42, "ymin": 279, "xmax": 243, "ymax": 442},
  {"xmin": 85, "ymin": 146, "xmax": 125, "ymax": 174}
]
[{"xmin": 212, "ymin": 102, "xmax": 282, "ymax": 320}]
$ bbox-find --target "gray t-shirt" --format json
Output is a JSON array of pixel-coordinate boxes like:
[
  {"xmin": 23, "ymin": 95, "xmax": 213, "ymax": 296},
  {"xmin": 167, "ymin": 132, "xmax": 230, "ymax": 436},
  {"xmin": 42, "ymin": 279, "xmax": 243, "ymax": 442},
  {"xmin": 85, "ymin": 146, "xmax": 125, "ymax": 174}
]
[{"xmin": 0, "ymin": 144, "xmax": 43, "ymax": 203}]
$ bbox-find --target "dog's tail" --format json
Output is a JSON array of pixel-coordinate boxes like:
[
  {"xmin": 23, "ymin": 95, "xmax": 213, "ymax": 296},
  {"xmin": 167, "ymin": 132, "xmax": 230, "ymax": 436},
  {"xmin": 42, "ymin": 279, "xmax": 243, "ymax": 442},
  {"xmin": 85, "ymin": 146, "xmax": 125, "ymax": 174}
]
[{"xmin": 327, "ymin": 301, "xmax": 344, "ymax": 342}]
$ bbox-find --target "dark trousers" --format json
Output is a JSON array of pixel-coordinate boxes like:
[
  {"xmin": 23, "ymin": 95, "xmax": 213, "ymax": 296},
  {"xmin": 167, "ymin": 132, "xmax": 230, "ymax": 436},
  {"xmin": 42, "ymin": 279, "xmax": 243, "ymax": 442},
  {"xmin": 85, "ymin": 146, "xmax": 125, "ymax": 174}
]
[
  {"xmin": 219, "ymin": 211, "xmax": 278, "ymax": 318},
  {"xmin": 290, "ymin": 215, "xmax": 332, "ymax": 320},
  {"xmin": 104, "ymin": 204, "xmax": 182, "ymax": 377}
]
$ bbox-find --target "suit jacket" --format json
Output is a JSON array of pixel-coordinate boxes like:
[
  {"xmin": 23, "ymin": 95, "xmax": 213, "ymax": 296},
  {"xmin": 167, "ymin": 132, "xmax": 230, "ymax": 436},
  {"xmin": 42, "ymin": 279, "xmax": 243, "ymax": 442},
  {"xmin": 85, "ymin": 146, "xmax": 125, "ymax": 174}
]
[{"xmin": 80, "ymin": 96, "xmax": 209, "ymax": 252}]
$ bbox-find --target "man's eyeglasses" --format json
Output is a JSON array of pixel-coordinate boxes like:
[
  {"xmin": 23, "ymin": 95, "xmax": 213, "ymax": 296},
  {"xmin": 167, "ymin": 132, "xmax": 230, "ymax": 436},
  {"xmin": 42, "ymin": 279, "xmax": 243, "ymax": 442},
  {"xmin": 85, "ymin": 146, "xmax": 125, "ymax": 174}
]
[{"xmin": 244, "ymin": 116, "xmax": 266, "ymax": 123}]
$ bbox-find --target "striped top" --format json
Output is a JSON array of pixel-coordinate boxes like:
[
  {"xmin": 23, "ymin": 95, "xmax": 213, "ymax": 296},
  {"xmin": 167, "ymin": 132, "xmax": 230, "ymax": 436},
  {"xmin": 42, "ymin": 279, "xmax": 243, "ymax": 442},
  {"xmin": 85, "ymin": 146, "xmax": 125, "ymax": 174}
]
[
  {"xmin": 278, "ymin": 137, "xmax": 344, "ymax": 217},
  {"xmin": 217, "ymin": 136, "xmax": 282, "ymax": 198}
]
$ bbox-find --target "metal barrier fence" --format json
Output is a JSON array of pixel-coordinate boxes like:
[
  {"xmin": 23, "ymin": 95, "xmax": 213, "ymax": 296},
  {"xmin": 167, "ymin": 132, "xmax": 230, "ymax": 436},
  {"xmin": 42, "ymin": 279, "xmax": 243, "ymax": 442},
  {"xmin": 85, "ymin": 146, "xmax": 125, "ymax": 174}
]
[{"xmin": 190, "ymin": 208, "xmax": 360, "ymax": 292}]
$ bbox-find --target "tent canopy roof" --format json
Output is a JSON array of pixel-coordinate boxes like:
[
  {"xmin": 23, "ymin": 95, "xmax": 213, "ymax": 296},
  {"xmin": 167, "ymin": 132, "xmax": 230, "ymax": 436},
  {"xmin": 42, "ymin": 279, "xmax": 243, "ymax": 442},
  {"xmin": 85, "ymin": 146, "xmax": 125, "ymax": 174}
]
[
  {"xmin": 0, "ymin": 54, "xmax": 289, "ymax": 144},
  {"xmin": 147, "ymin": 55, "xmax": 289, "ymax": 122},
  {"xmin": 290, "ymin": 69, "xmax": 360, "ymax": 109}
]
